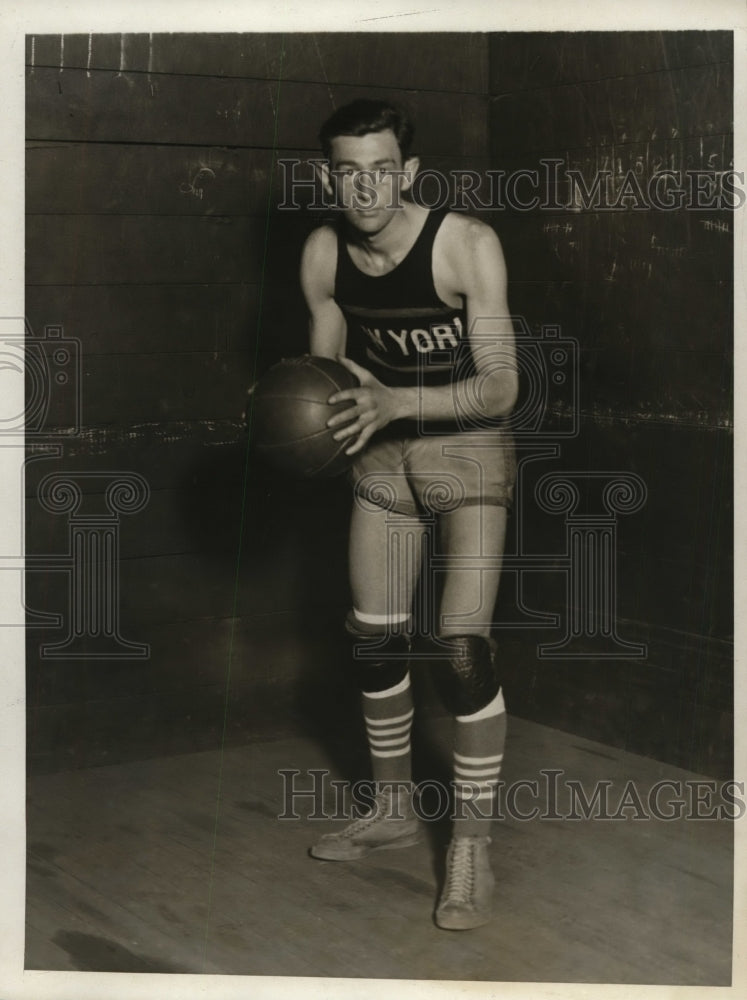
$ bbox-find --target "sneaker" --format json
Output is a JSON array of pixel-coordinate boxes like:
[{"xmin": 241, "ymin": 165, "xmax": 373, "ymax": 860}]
[
  {"xmin": 434, "ymin": 835, "xmax": 495, "ymax": 930},
  {"xmin": 309, "ymin": 790, "xmax": 421, "ymax": 861}
]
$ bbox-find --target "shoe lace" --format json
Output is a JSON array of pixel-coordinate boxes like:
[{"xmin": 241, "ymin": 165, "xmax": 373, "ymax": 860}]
[
  {"xmin": 443, "ymin": 838, "xmax": 476, "ymax": 904},
  {"xmin": 338, "ymin": 792, "xmax": 392, "ymax": 839}
]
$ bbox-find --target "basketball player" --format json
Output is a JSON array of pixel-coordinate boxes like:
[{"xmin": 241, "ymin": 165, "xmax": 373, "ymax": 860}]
[{"xmin": 300, "ymin": 99, "xmax": 518, "ymax": 930}]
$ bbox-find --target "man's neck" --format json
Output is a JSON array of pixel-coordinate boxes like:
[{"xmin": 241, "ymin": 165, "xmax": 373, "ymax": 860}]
[{"xmin": 346, "ymin": 202, "xmax": 427, "ymax": 260}]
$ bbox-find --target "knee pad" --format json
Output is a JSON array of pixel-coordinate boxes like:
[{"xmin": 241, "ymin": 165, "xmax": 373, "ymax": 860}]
[
  {"xmin": 345, "ymin": 611, "xmax": 411, "ymax": 694},
  {"xmin": 433, "ymin": 634, "xmax": 500, "ymax": 716}
]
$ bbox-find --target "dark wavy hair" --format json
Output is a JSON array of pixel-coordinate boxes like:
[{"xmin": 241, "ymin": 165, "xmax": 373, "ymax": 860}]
[{"xmin": 319, "ymin": 99, "xmax": 415, "ymax": 163}]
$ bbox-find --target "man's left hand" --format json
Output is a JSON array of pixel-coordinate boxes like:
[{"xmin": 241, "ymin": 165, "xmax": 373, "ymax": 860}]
[{"xmin": 327, "ymin": 355, "xmax": 401, "ymax": 455}]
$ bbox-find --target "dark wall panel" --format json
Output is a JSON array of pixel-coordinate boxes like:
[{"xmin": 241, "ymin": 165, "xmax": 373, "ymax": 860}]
[
  {"xmin": 491, "ymin": 65, "xmax": 732, "ymax": 154},
  {"xmin": 27, "ymin": 215, "xmax": 264, "ymax": 286},
  {"xmin": 27, "ymin": 68, "xmax": 487, "ymax": 155},
  {"xmin": 26, "ymin": 284, "xmax": 262, "ymax": 355},
  {"xmin": 489, "ymin": 31, "xmax": 733, "ymax": 776},
  {"xmin": 26, "ymin": 144, "xmax": 285, "ymax": 217},
  {"xmin": 490, "ymin": 31, "xmax": 732, "ymax": 90},
  {"xmin": 28, "ymin": 32, "xmax": 488, "ymax": 94}
]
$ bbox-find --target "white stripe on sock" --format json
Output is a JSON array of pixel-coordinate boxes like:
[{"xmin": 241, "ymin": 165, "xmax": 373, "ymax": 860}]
[
  {"xmin": 455, "ymin": 765, "xmax": 503, "ymax": 779},
  {"xmin": 364, "ymin": 709, "xmax": 414, "ymax": 728},
  {"xmin": 363, "ymin": 674, "xmax": 411, "ymax": 699},
  {"xmin": 455, "ymin": 758, "xmax": 502, "ymax": 769},
  {"xmin": 353, "ymin": 609, "xmax": 411, "ymax": 626},
  {"xmin": 369, "ymin": 735, "xmax": 410, "ymax": 749},
  {"xmin": 371, "ymin": 747, "xmax": 410, "ymax": 758},
  {"xmin": 454, "ymin": 751, "xmax": 503, "ymax": 766},
  {"xmin": 367, "ymin": 725, "xmax": 412, "ymax": 742},
  {"xmin": 455, "ymin": 778, "xmax": 500, "ymax": 789},
  {"xmin": 455, "ymin": 688, "xmax": 505, "ymax": 722}
]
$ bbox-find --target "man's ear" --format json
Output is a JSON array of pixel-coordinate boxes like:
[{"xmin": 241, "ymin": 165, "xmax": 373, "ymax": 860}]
[
  {"xmin": 401, "ymin": 156, "xmax": 420, "ymax": 193},
  {"xmin": 312, "ymin": 158, "xmax": 334, "ymax": 197}
]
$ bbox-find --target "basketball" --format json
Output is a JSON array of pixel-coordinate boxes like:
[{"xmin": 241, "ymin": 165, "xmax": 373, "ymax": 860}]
[{"xmin": 248, "ymin": 355, "xmax": 360, "ymax": 478}]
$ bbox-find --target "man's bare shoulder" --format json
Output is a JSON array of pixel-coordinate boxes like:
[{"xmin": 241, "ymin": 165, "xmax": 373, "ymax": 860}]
[
  {"xmin": 439, "ymin": 211, "xmax": 503, "ymax": 254},
  {"xmin": 436, "ymin": 212, "xmax": 506, "ymax": 290},
  {"xmin": 303, "ymin": 224, "xmax": 337, "ymax": 258},
  {"xmin": 300, "ymin": 223, "xmax": 338, "ymax": 293}
]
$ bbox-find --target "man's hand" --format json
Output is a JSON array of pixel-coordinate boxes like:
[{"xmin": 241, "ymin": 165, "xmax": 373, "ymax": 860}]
[{"xmin": 327, "ymin": 355, "xmax": 401, "ymax": 455}]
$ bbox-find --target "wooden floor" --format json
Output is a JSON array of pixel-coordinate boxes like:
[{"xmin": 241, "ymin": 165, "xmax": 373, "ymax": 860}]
[{"xmin": 25, "ymin": 715, "xmax": 733, "ymax": 984}]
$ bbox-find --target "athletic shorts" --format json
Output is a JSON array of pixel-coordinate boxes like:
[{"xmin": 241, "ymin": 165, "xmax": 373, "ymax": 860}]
[{"xmin": 348, "ymin": 424, "xmax": 516, "ymax": 517}]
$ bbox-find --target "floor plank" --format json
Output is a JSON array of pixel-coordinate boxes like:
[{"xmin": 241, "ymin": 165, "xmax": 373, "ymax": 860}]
[{"xmin": 25, "ymin": 716, "xmax": 733, "ymax": 983}]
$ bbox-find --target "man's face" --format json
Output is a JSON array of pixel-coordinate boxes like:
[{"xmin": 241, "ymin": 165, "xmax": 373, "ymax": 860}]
[{"xmin": 326, "ymin": 129, "xmax": 416, "ymax": 232}]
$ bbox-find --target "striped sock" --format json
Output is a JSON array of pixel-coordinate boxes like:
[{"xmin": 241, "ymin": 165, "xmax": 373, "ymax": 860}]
[
  {"xmin": 362, "ymin": 672, "xmax": 414, "ymax": 793},
  {"xmin": 452, "ymin": 688, "xmax": 507, "ymax": 836}
]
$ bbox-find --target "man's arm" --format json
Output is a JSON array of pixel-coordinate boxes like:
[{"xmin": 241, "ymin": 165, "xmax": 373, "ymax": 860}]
[
  {"xmin": 328, "ymin": 218, "xmax": 518, "ymax": 454},
  {"xmin": 396, "ymin": 219, "xmax": 518, "ymax": 423},
  {"xmin": 300, "ymin": 226, "xmax": 347, "ymax": 358}
]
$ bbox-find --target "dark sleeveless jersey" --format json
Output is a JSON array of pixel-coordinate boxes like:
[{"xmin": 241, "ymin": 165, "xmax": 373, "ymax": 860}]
[{"xmin": 333, "ymin": 208, "xmax": 474, "ymax": 388}]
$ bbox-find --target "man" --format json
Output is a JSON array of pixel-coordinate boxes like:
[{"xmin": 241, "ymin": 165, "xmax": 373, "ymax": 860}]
[{"xmin": 299, "ymin": 99, "xmax": 518, "ymax": 931}]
